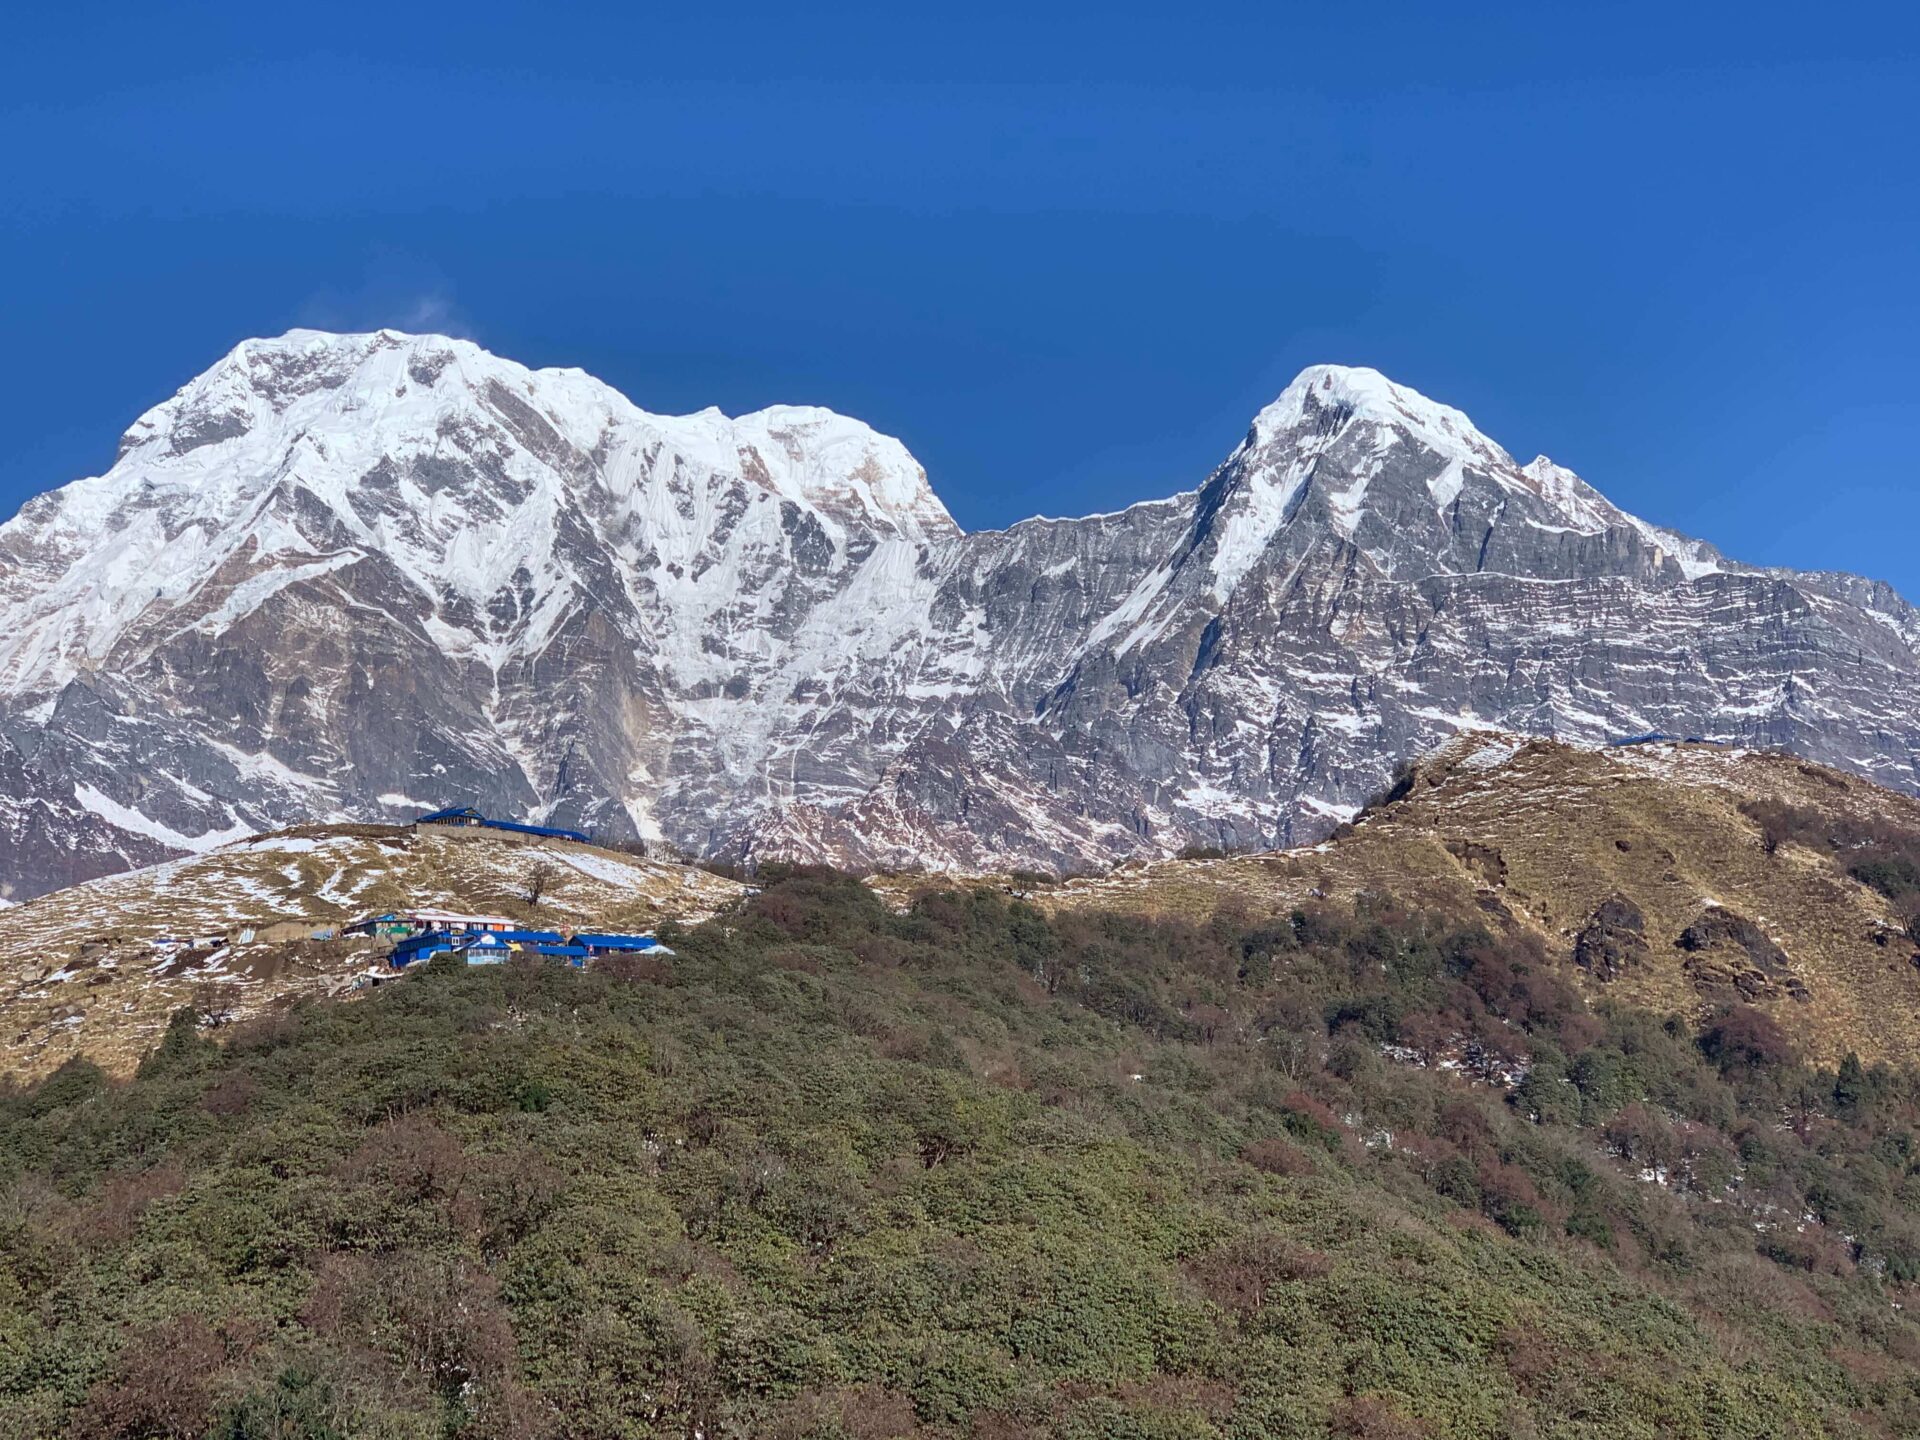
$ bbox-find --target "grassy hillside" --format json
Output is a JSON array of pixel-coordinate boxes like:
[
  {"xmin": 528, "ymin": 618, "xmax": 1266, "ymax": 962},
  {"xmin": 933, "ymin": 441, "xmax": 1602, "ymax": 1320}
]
[
  {"xmin": 1033, "ymin": 736, "xmax": 1920, "ymax": 1067},
  {"xmin": 0, "ymin": 823, "xmax": 742, "ymax": 1080},
  {"xmin": 3, "ymin": 869, "xmax": 1919, "ymax": 1437},
  {"xmin": 15, "ymin": 733, "xmax": 1920, "ymax": 1097}
]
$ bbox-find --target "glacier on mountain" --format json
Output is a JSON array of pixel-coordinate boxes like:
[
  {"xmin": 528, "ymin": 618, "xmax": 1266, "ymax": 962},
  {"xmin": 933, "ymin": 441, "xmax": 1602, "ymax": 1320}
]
[{"xmin": 0, "ymin": 328, "xmax": 1916, "ymax": 898}]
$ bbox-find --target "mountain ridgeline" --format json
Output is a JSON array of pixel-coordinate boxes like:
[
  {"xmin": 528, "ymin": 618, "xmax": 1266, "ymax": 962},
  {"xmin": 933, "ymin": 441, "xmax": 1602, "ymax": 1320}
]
[{"xmin": 3, "ymin": 330, "xmax": 1919, "ymax": 899}]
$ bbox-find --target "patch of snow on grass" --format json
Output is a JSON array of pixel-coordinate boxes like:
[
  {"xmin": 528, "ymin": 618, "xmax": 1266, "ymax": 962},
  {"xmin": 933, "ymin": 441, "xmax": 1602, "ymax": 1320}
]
[
  {"xmin": 553, "ymin": 849, "xmax": 652, "ymax": 888},
  {"xmin": 1462, "ymin": 738, "xmax": 1523, "ymax": 772}
]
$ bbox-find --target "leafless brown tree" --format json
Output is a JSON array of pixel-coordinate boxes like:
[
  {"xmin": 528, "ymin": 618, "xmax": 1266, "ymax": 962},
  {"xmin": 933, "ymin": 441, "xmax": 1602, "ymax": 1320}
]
[{"xmin": 192, "ymin": 981, "xmax": 241, "ymax": 1029}]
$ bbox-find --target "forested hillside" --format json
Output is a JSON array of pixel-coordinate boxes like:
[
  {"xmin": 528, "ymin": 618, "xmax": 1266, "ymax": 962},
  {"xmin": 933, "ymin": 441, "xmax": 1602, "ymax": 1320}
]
[{"xmin": 3, "ymin": 869, "xmax": 1918, "ymax": 1438}]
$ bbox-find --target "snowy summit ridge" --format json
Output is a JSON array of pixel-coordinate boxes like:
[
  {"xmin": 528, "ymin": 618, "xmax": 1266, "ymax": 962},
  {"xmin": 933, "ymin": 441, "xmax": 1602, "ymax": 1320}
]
[
  {"xmin": 1251, "ymin": 363, "xmax": 1511, "ymax": 468},
  {"xmin": 2, "ymin": 329, "xmax": 954, "ymax": 700},
  {"xmin": 0, "ymin": 331, "xmax": 1916, "ymax": 898}
]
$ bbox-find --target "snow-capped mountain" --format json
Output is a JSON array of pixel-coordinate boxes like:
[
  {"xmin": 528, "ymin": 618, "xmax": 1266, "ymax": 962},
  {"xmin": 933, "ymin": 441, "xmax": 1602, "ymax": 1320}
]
[{"xmin": 2, "ymin": 329, "xmax": 1917, "ymax": 897}]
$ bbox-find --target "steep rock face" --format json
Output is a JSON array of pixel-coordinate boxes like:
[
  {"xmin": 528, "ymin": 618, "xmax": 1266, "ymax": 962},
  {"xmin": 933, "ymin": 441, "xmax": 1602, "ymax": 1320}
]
[
  {"xmin": 0, "ymin": 738, "xmax": 180, "ymax": 898},
  {"xmin": 1, "ymin": 334, "xmax": 1917, "ymax": 896}
]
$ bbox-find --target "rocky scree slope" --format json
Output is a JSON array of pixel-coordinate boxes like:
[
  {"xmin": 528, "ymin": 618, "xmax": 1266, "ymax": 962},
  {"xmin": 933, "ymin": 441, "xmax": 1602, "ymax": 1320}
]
[{"xmin": 2, "ymin": 329, "xmax": 1918, "ymax": 897}]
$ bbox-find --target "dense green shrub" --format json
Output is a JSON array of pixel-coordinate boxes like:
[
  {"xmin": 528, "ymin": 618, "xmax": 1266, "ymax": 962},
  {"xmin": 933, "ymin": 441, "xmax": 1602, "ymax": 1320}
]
[{"xmin": 1, "ymin": 869, "xmax": 1917, "ymax": 1436}]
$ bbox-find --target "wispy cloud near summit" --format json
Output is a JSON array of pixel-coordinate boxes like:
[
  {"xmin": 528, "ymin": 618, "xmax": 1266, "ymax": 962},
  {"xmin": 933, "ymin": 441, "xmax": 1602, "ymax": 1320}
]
[{"xmin": 294, "ymin": 258, "xmax": 476, "ymax": 340}]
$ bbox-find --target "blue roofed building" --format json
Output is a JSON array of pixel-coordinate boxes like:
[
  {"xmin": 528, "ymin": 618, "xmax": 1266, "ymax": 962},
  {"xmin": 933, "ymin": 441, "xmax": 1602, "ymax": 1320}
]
[
  {"xmin": 571, "ymin": 933, "xmax": 673, "ymax": 956},
  {"xmin": 390, "ymin": 931, "xmax": 461, "ymax": 968},
  {"xmin": 462, "ymin": 933, "xmax": 514, "ymax": 965},
  {"xmin": 415, "ymin": 805, "xmax": 590, "ymax": 845}
]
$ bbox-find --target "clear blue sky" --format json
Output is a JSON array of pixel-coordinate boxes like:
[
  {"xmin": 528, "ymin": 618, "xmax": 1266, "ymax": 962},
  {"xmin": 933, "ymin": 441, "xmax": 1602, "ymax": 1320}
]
[{"xmin": 4, "ymin": 3, "xmax": 1917, "ymax": 591}]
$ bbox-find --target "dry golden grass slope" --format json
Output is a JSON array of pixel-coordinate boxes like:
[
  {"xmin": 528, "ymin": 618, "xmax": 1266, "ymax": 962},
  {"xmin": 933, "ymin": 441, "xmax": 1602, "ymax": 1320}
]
[
  {"xmin": 15, "ymin": 736, "xmax": 1920, "ymax": 1082},
  {"xmin": 0, "ymin": 823, "xmax": 742, "ymax": 1081},
  {"xmin": 1031, "ymin": 734, "xmax": 1920, "ymax": 1067}
]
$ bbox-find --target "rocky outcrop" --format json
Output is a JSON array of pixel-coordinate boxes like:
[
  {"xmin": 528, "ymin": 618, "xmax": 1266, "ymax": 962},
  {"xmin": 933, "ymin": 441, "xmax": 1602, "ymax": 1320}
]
[
  {"xmin": 1574, "ymin": 895, "xmax": 1649, "ymax": 981},
  {"xmin": 1677, "ymin": 906, "xmax": 1809, "ymax": 1001}
]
